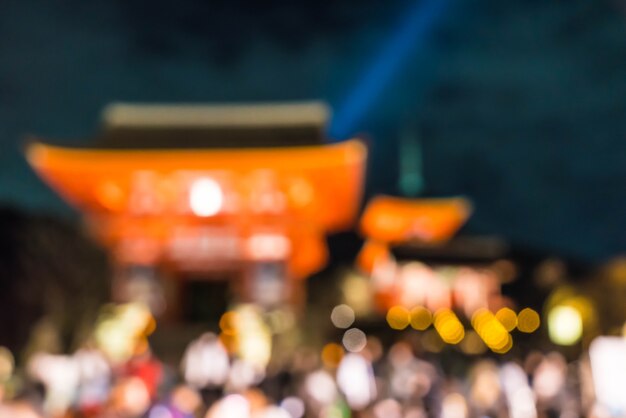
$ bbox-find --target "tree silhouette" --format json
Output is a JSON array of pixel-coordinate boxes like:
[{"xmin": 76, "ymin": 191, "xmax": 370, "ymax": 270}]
[{"xmin": 0, "ymin": 207, "xmax": 111, "ymax": 359}]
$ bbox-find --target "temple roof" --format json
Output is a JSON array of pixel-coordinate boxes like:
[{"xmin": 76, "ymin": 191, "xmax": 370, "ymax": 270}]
[{"xmin": 94, "ymin": 102, "xmax": 330, "ymax": 149}]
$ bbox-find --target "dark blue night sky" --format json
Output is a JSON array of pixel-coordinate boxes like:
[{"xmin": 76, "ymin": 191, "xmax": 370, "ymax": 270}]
[{"xmin": 2, "ymin": 0, "xmax": 626, "ymax": 261}]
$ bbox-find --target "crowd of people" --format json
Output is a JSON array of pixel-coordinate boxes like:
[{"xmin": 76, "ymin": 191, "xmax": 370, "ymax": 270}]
[{"xmin": 0, "ymin": 300, "xmax": 604, "ymax": 418}]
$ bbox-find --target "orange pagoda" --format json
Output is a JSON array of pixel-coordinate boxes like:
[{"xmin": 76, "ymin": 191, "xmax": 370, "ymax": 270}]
[{"xmin": 27, "ymin": 103, "xmax": 367, "ymax": 316}]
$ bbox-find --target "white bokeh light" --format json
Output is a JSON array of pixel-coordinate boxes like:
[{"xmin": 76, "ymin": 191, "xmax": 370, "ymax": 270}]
[
  {"xmin": 304, "ymin": 370, "xmax": 337, "ymax": 405},
  {"xmin": 342, "ymin": 328, "xmax": 367, "ymax": 353},
  {"xmin": 330, "ymin": 304, "xmax": 356, "ymax": 329},
  {"xmin": 280, "ymin": 397, "xmax": 305, "ymax": 418},
  {"xmin": 337, "ymin": 353, "xmax": 376, "ymax": 410},
  {"xmin": 181, "ymin": 333, "xmax": 229, "ymax": 388},
  {"xmin": 189, "ymin": 178, "xmax": 223, "ymax": 217},
  {"xmin": 207, "ymin": 394, "xmax": 250, "ymax": 418}
]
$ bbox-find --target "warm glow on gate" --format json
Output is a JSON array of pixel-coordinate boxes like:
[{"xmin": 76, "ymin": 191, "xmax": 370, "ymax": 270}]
[
  {"xmin": 246, "ymin": 234, "xmax": 291, "ymax": 260},
  {"xmin": 27, "ymin": 139, "xmax": 367, "ymax": 278}
]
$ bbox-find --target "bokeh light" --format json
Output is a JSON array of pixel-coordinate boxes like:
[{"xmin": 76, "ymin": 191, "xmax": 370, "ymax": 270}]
[
  {"xmin": 330, "ymin": 304, "xmax": 356, "ymax": 329},
  {"xmin": 589, "ymin": 337, "xmax": 626, "ymax": 415},
  {"xmin": 280, "ymin": 397, "xmax": 305, "ymax": 418},
  {"xmin": 495, "ymin": 307, "xmax": 518, "ymax": 332},
  {"xmin": 386, "ymin": 306, "xmax": 410, "ymax": 330},
  {"xmin": 365, "ymin": 336, "xmax": 383, "ymax": 362},
  {"xmin": 219, "ymin": 311, "xmax": 238, "ymax": 335},
  {"xmin": 321, "ymin": 343, "xmax": 344, "ymax": 369},
  {"xmin": 189, "ymin": 178, "xmax": 223, "ymax": 217},
  {"xmin": 341, "ymin": 271, "xmax": 373, "ymax": 316},
  {"xmin": 470, "ymin": 360, "xmax": 501, "ymax": 410},
  {"xmin": 337, "ymin": 353, "xmax": 376, "ymax": 410},
  {"xmin": 94, "ymin": 303, "xmax": 154, "ymax": 364},
  {"xmin": 171, "ymin": 385, "xmax": 202, "ymax": 415},
  {"xmin": 532, "ymin": 353, "xmax": 566, "ymax": 400},
  {"xmin": 433, "ymin": 309, "xmax": 465, "ymax": 344},
  {"xmin": 220, "ymin": 306, "xmax": 272, "ymax": 369},
  {"xmin": 491, "ymin": 335, "xmax": 513, "ymax": 354},
  {"xmin": 113, "ymin": 377, "xmax": 151, "ymax": 417},
  {"xmin": 409, "ymin": 306, "xmax": 432, "ymax": 330},
  {"xmin": 148, "ymin": 405, "xmax": 174, "ymax": 418},
  {"xmin": 373, "ymin": 398, "xmax": 402, "ymax": 418},
  {"xmin": 472, "ymin": 309, "xmax": 512, "ymax": 353},
  {"xmin": 227, "ymin": 360, "xmax": 265, "ymax": 392},
  {"xmin": 500, "ymin": 363, "xmax": 537, "ymax": 418},
  {"xmin": 304, "ymin": 370, "xmax": 337, "ymax": 405},
  {"xmin": 517, "ymin": 308, "xmax": 541, "ymax": 333},
  {"xmin": 342, "ymin": 328, "xmax": 368, "ymax": 353},
  {"xmin": 206, "ymin": 393, "xmax": 250, "ymax": 418},
  {"xmin": 388, "ymin": 342, "xmax": 414, "ymax": 369},
  {"xmin": 441, "ymin": 393, "xmax": 468, "ymax": 418},
  {"xmin": 548, "ymin": 305, "xmax": 583, "ymax": 346},
  {"xmin": 181, "ymin": 333, "xmax": 229, "ymax": 388}
]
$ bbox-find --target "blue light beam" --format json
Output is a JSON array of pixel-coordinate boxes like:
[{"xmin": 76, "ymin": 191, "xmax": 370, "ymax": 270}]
[{"xmin": 330, "ymin": 0, "xmax": 451, "ymax": 139}]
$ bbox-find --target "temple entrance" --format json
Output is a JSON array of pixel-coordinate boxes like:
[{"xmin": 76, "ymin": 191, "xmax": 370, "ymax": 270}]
[{"xmin": 179, "ymin": 273, "xmax": 237, "ymax": 324}]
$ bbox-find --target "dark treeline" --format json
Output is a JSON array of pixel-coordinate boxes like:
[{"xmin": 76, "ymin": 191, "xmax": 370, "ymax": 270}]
[{"xmin": 0, "ymin": 207, "xmax": 111, "ymax": 359}]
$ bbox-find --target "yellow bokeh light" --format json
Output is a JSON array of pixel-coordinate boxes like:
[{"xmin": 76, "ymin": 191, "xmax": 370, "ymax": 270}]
[
  {"xmin": 544, "ymin": 287, "xmax": 597, "ymax": 340},
  {"xmin": 517, "ymin": 308, "xmax": 541, "ymax": 333},
  {"xmin": 471, "ymin": 309, "xmax": 512, "ymax": 353},
  {"xmin": 410, "ymin": 306, "xmax": 432, "ymax": 331},
  {"xmin": 495, "ymin": 307, "xmax": 517, "ymax": 332},
  {"xmin": 94, "ymin": 302, "xmax": 154, "ymax": 363},
  {"xmin": 434, "ymin": 309, "xmax": 465, "ymax": 344},
  {"xmin": 491, "ymin": 334, "xmax": 513, "ymax": 354},
  {"xmin": 471, "ymin": 309, "xmax": 492, "ymax": 329},
  {"xmin": 548, "ymin": 305, "xmax": 583, "ymax": 346},
  {"xmin": 342, "ymin": 272, "xmax": 372, "ymax": 317},
  {"xmin": 321, "ymin": 343, "xmax": 344, "ymax": 368},
  {"xmin": 232, "ymin": 306, "xmax": 272, "ymax": 368},
  {"xmin": 386, "ymin": 306, "xmax": 410, "ymax": 330},
  {"xmin": 482, "ymin": 325, "xmax": 509, "ymax": 350}
]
